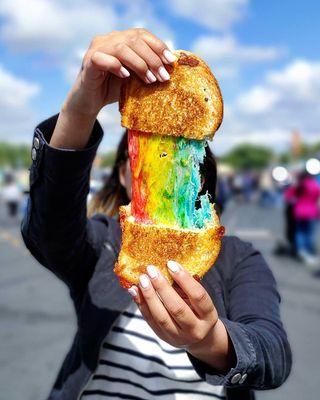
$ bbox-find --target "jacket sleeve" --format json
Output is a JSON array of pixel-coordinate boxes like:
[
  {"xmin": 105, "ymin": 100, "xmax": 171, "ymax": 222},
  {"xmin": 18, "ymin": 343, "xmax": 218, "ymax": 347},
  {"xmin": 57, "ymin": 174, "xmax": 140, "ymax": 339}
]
[
  {"xmin": 188, "ymin": 239, "xmax": 292, "ymax": 391},
  {"xmin": 21, "ymin": 113, "xmax": 108, "ymax": 300}
]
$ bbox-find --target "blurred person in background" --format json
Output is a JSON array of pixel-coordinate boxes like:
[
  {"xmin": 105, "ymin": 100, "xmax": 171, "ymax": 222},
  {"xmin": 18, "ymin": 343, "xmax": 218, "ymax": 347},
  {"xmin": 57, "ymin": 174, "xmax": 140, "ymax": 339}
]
[
  {"xmin": 259, "ymin": 170, "xmax": 274, "ymax": 207},
  {"xmin": 214, "ymin": 175, "xmax": 231, "ymax": 215},
  {"xmin": 243, "ymin": 172, "xmax": 254, "ymax": 202},
  {"xmin": 231, "ymin": 173, "xmax": 244, "ymax": 201},
  {"xmin": 285, "ymin": 172, "xmax": 320, "ymax": 265},
  {"xmin": 0, "ymin": 172, "xmax": 22, "ymax": 218},
  {"xmin": 283, "ymin": 183, "xmax": 298, "ymax": 257},
  {"xmin": 21, "ymin": 29, "xmax": 291, "ymax": 400}
]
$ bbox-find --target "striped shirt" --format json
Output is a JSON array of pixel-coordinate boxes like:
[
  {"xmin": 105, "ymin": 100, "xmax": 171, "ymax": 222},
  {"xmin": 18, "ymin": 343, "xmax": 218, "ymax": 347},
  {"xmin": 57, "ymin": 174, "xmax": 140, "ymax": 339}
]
[{"xmin": 81, "ymin": 302, "xmax": 226, "ymax": 399}]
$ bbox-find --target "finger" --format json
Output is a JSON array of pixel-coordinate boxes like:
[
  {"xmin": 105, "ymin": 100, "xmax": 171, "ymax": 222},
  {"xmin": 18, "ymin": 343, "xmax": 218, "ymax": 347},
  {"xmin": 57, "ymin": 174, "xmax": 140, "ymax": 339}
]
[
  {"xmin": 128, "ymin": 285, "xmax": 140, "ymax": 301},
  {"xmin": 172, "ymin": 283, "xmax": 193, "ymax": 308},
  {"xmin": 128, "ymin": 285, "xmax": 165, "ymax": 337},
  {"xmin": 167, "ymin": 261, "xmax": 216, "ymax": 320},
  {"xmin": 113, "ymin": 44, "xmax": 153, "ymax": 84},
  {"xmin": 146, "ymin": 265, "xmax": 198, "ymax": 329},
  {"xmin": 141, "ymin": 31, "xmax": 177, "ymax": 64},
  {"xmin": 90, "ymin": 51, "xmax": 130, "ymax": 78},
  {"xmin": 139, "ymin": 274, "xmax": 180, "ymax": 336},
  {"xmin": 128, "ymin": 39, "xmax": 169, "ymax": 82}
]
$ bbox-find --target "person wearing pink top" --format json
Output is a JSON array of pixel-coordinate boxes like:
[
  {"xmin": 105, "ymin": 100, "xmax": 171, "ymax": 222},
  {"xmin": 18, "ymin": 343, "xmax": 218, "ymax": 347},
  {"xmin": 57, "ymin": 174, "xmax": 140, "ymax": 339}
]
[{"xmin": 285, "ymin": 172, "xmax": 320, "ymax": 264}]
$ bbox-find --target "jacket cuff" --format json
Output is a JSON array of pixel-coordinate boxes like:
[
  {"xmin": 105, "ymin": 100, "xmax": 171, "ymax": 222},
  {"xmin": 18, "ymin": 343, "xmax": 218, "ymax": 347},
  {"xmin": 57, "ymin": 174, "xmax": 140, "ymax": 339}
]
[
  {"xmin": 188, "ymin": 319, "xmax": 256, "ymax": 388},
  {"xmin": 29, "ymin": 113, "xmax": 103, "ymax": 185}
]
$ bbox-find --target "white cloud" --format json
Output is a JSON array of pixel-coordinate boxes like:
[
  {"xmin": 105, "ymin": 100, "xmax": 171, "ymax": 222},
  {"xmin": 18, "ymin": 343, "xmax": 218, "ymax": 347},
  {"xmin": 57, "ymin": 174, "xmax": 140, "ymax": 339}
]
[
  {"xmin": 236, "ymin": 86, "xmax": 280, "ymax": 114},
  {"xmin": 169, "ymin": 0, "xmax": 248, "ymax": 31},
  {"xmin": 236, "ymin": 59, "xmax": 320, "ymax": 118},
  {"xmin": 97, "ymin": 103, "xmax": 124, "ymax": 152},
  {"xmin": 64, "ymin": 48, "xmax": 86, "ymax": 83},
  {"xmin": 0, "ymin": 64, "xmax": 40, "ymax": 140},
  {"xmin": 193, "ymin": 34, "xmax": 283, "ymax": 79},
  {"xmin": 0, "ymin": 65, "xmax": 40, "ymax": 108},
  {"xmin": 267, "ymin": 60, "xmax": 319, "ymax": 102},
  {"xmin": 0, "ymin": 0, "xmax": 176, "ymax": 143},
  {"xmin": 214, "ymin": 59, "xmax": 320, "ymax": 154},
  {"xmin": 0, "ymin": 0, "xmax": 118, "ymax": 52},
  {"xmin": 0, "ymin": 0, "xmax": 173, "ymax": 54},
  {"xmin": 0, "ymin": 0, "xmax": 174, "ymax": 82}
]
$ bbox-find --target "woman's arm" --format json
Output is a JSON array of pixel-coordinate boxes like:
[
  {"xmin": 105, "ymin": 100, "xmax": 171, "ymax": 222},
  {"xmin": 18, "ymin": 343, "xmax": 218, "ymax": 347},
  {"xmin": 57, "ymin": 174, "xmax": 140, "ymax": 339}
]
[
  {"xmin": 21, "ymin": 113, "xmax": 106, "ymax": 300},
  {"xmin": 130, "ymin": 240, "xmax": 291, "ymax": 390},
  {"xmin": 189, "ymin": 240, "xmax": 292, "ymax": 390},
  {"xmin": 21, "ymin": 29, "xmax": 176, "ymax": 299},
  {"xmin": 50, "ymin": 28, "xmax": 176, "ymax": 150},
  {"xmin": 227, "ymin": 241, "xmax": 292, "ymax": 389}
]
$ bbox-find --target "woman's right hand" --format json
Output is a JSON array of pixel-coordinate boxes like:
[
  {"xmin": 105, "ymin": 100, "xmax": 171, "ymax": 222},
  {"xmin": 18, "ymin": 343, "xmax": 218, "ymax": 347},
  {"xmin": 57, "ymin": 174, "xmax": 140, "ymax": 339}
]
[
  {"xmin": 51, "ymin": 29, "xmax": 176, "ymax": 149},
  {"xmin": 62, "ymin": 28, "xmax": 177, "ymax": 118}
]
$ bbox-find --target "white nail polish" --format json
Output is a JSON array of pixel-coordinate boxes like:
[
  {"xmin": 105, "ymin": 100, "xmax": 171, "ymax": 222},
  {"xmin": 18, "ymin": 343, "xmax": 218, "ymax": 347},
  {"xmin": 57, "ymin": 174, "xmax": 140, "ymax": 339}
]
[
  {"xmin": 139, "ymin": 274, "xmax": 150, "ymax": 289},
  {"xmin": 128, "ymin": 286, "xmax": 138, "ymax": 297},
  {"xmin": 120, "ymin": 66, "xmax": 130, "ymax": 78},
  {"xmin": 158, "ymin": 66, "xmax": 170, "ymax": 81},
  {"xmin": 167, "ymin": 260, "xmax": 180, "ymax": 273},
  {"xmin": 146, "ymin": 70, "xmax": 157, "ymax": 83},
  {"xmin": 163, "ymin": 49, "xmax": 177, "ymax": 63},
  {"xmin": 147, "ymin": 265, "xmax": 158, "ymax": 279}
]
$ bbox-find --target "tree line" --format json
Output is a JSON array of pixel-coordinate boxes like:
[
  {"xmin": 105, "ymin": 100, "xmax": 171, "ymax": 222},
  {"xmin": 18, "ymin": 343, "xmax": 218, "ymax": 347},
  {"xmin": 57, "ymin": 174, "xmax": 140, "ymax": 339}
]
[{"xmin": 0, "ymin": 140, "xmax": 319, "ymax": 170}]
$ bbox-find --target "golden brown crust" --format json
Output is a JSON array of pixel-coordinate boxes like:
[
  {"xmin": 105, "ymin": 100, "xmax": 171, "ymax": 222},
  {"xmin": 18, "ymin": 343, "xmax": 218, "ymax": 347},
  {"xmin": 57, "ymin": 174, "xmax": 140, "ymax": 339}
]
[
  {"xmin": 114, "ymin": 204, "xmax": 225, "ymax": 286},
  {"xmin": 119, "ymin": 50, "xmax": 223, "ymax": 140}
]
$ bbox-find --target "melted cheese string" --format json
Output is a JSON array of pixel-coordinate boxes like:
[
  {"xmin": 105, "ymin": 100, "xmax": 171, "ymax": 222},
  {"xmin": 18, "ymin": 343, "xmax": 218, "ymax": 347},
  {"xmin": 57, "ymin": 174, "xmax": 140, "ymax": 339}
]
[{"xmin": 128, "ymin": 130, "xmax": 212, "ymax": 229}]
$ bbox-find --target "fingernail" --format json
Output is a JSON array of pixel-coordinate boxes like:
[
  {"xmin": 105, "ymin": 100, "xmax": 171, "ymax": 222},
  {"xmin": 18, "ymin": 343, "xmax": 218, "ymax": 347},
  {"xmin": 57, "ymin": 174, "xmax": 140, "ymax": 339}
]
[
  {"xmin": 167, "ymin": 260, "xmax": 181, "ymax": 273},
  {"xmin": 128, "ymin": 285, "xmax": 138, "ymax": 297},
  {"xmin": 139, "ymin": 274, "xmax": 150, "ymax": 289},
  {"xmin": 146, "ymin": 70, "xmax": 157, "ymax": 83},
  {"xmin": 163, "ymin": 49, "xmax": 177, "ymax": 63},
  {"xmin": 158, "ymin": 66, "xmax": 170, "ymax": 81},
  {"xmin": 120, "ymin": 66, "xmax": 130, "ymax": 78},
  {"xmin": 147, "ymin": 265, "xmax": 158, "ymax": 279}
]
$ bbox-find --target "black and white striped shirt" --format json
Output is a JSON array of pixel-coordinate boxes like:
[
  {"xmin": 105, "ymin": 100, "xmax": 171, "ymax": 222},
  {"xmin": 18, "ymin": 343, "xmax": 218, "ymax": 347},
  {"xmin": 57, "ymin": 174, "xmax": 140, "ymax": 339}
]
[{"xmin": 81, "ymin": 303, "xmax": 226, "ymax": 399}]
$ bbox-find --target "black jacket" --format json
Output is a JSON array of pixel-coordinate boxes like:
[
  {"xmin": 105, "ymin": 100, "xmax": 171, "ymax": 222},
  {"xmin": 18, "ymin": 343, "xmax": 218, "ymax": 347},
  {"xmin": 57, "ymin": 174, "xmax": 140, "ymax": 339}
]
[{"xmin": 21, "ymin": 114, "xmax": 292, "ymax": 400}]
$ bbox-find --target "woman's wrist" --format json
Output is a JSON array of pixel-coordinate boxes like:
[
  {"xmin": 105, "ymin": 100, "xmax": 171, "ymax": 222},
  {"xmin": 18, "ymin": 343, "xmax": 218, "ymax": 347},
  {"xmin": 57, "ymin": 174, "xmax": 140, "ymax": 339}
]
[
  {"xmin": 187, "ymin": 319, "xmax": 236, "ymax": 373},
  {"xmin": 50, "ymin": 105, "xmax": 99, "ymax": 150}
]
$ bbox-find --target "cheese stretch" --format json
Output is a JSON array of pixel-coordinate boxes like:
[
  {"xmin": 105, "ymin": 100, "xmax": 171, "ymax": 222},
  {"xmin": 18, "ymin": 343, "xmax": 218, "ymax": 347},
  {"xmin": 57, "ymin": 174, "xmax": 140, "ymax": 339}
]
[{"xmin": 128, "ymin": 130, "xmax": 212, "ymax": 229}]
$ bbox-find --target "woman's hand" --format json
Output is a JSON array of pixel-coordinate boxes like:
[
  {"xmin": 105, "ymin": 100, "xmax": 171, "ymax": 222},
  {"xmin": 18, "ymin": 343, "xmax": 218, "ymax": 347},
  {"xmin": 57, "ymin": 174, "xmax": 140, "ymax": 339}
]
[
  {"xmin": 129, "ymin": 261, "xmax": 236, "ymax": 372},
  {"xmin": 63, "ymin": 28, "xmax": 176, "ymax": 118},
  {"xmin": 50, "ymin": 28, "xmax": 176, "ymax": 149}
]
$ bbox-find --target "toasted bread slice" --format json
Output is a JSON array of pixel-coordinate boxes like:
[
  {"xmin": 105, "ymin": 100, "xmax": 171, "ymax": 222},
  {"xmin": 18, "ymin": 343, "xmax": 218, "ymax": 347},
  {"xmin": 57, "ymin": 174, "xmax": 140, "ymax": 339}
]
[
  {"xmin": 119, "ymin": 50, "xmax": 223, "ymax": 140},
  {"xmin": 114, "ymin": 203, "xmax": 224, "ymax": 287}
]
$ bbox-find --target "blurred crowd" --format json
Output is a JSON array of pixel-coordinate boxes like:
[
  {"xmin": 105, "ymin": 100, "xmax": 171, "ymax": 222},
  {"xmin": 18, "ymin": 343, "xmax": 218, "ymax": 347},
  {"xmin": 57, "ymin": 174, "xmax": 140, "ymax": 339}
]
[
  {"xmin": 1, "ymin": 158, "xmax": 320, "ymax": 268},
  {"xmin": 215, "ymin": 163, "xmax": 320, "ymax": 267}
]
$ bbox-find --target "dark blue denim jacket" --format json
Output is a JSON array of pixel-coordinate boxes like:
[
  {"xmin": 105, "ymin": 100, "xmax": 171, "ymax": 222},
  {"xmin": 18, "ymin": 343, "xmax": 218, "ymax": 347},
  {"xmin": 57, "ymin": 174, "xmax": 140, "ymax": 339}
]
[{"xmin": 21, "ymin": 114, "xmax": 292, "ymax": 400}]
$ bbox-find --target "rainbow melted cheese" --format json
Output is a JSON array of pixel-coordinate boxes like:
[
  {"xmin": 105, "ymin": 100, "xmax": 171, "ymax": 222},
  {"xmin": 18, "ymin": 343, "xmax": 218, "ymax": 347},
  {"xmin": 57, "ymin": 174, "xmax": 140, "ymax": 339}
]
[{"xmin": 128, "ymin": 130, "xmax": 212, "ymax": 229}]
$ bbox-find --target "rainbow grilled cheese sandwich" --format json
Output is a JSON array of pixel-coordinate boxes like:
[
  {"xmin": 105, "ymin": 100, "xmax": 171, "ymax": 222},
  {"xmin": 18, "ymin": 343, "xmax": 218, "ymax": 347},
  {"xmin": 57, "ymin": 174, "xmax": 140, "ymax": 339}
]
[{"xmin": 115, "ymin": 50, "xmax": 224, "ymax": 286}]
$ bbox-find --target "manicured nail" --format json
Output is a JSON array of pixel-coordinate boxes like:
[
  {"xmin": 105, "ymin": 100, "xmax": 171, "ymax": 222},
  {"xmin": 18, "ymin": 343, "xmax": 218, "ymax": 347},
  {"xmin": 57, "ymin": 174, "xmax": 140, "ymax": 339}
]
[
  {"xmin": 147, "ymin": 265, "xmax": 158, "ymax": 279},
  {"xmin": 158, "ymin": 66, "xmax": 170, "ymax": 81},
  {"xmin": 128, "ymin": 285, "xmax": 138, "ymax": 297},
  {"xmin": 167, "ymin": 260, "xmax": 181, "ymax": 273},
  {"xmin": 163, "ymin": 49, "xmax": 177, "ymax": 63},
  {"xmin": 139, "ymin": 274, "xmax": 150, "ymax": 289},
  {"xmin": 120, "ymin": 66, "xmax": 130, "ymax": 78},
  {"xmin": 146, "ymin": 70, "xmax": 157, "ymax": 83}
]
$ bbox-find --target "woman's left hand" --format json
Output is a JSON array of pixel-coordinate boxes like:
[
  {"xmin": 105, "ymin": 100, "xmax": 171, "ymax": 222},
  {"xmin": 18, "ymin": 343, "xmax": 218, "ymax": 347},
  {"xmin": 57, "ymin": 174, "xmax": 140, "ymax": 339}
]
[{"xmin": 128, "ymin": 261, "xmax": 235, "ymax": 371}]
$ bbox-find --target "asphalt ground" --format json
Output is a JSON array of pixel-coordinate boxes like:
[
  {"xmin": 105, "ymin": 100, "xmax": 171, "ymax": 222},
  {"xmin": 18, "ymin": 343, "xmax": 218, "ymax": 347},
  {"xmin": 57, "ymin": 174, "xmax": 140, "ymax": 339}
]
[{"xmin": 0, "ymin": 201, "xmax": 319, "ymax": 400}]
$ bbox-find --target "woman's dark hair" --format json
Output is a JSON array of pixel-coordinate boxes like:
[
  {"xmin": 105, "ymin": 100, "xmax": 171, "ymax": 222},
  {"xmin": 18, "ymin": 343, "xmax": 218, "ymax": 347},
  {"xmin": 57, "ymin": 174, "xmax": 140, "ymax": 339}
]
[
  {"xmin": 88, "ymin": 130, "xmax": 130, "ymax": 217},
  {"xmin": 89, "ymin": 130, "xmax": 217, "ymax": 217},
  {"xmin": 199, "ymin": 145, "xmax": 217, "ymax": 202}
]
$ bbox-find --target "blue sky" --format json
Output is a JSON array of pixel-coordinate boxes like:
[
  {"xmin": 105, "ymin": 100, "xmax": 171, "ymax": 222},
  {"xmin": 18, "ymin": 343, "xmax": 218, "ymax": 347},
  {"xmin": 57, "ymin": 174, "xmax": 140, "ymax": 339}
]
[{"xmin": 0, "ymin": 0, "xmax": 319, "ymax": 154}]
